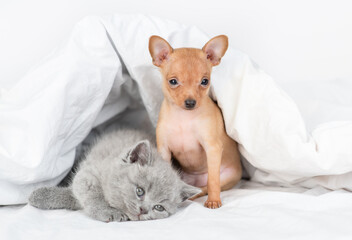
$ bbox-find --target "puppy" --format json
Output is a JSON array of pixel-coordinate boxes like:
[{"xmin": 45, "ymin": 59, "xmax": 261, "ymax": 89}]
[{"xmin": 149, "ymin": 35, "xmax": 242, "ymax": 209}]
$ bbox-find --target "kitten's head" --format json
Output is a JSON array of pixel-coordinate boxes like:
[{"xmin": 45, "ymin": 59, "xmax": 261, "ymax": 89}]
[{"xmin": 105, "ymin": 140, "xmax": 201, "ymax": 221}]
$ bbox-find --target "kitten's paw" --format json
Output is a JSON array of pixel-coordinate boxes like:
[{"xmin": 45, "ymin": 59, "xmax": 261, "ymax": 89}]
[
  {"xmin": 108, "ymin": 211, "xmax": 129, "ymax": 222},
  {"xmin": 89, "ymin": 208, "xmax": 129, "ymax": 223},
  {"xmin": 204, "ymin": 199, "xmax": 222, "ymax": 209}
]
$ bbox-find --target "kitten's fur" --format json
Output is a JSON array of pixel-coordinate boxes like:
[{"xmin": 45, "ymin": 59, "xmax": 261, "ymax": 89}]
[{"xmin": 29, "ymin": 129, "xmax": 200, "ymax": 222}]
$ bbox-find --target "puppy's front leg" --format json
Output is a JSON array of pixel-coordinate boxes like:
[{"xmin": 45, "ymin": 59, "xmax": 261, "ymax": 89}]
[
  {"xmin": 156, "ymin": 126, "xmax": 172, "ymax": 163},
  {"xmin": 157, "ymin": 142, "xmax": 171, "ymax": 163},
  {"xmin": 204, "ymin": 141, "xmax": 223, "ymax": 209}
]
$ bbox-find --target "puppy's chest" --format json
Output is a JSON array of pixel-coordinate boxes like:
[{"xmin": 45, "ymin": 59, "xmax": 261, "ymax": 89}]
[{"xmin": 165, "ymin": 121, "xmax": 203, "ymax": 156}]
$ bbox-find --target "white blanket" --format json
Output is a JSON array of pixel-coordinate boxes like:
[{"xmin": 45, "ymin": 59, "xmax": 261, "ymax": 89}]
[
  {"xmin": 1, "ymin": 181, "xmax": 352, "ymax": 240},
  {"xmin": 0, "ymin": 14, "xmax": 352, "ymax": 205}
]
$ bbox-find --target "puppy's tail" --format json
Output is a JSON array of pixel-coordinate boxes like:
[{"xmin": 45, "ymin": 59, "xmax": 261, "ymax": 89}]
[{"xmin": 28, "ymin": 186, "xmax": 80, "ymax": 210}]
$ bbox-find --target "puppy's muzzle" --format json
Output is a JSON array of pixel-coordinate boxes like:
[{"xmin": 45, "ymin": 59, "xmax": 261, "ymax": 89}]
[{"xmin": 184, "ymin": 99, "xmax": 196, "ymax": 109}]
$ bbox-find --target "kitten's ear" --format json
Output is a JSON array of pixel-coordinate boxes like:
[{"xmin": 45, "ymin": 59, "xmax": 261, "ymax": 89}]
[
  {"xmin": 180, "ymin": 183, "xmax": 202, "ymax": 202},
  {"xmin": 127, "ymin": 140, "xmax": 152, "ymax": 166},
  {"xmin": 202, "ymin": 35, "xmax": 228, "ymax": 66}
]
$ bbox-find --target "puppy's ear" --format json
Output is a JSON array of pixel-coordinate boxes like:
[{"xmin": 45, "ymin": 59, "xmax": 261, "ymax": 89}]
[
  {"xmin": 202, "ymin": 35, "xmax": 228, "ymax": 66},
  {"xmin": 149, "ymin": 35, "xmax": 173, "ymax": 67}
]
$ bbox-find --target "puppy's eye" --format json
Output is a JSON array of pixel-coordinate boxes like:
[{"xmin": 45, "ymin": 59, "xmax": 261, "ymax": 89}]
[
  {"xmin": 169, "ymin": 79, "xmax": 178, "ymax": 86},
  {"xmin": 136, "ymin": 187, "xmax": 145, "ymax": 197},
  {"xmin": 201, "ymin": 78, "xmax": 209, "ymax": 86},
  {"xmin": 153, "ymin": 205, "xmax": 165, "ymax": 212}
]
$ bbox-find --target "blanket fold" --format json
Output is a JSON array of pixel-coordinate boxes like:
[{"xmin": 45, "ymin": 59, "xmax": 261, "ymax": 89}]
[{"xmin": 0, "ymin": 14, "xmax": 351, "ymax": 204}]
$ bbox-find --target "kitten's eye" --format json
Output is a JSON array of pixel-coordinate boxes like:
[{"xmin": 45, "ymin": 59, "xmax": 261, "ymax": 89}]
[
  {"xmin": 136, "ymin": 187, "xmax": 145, "ymax": 197},
  {"xmin": 201, "ymin": 78, "xmax": 209, "ymax": 86},
  {"xmin": 153, "ymin": 205, "xmax": 165, "ymax": 212},
  {"xmin": 169, "ymin": 79, "xmax": 178, "ymax": 86}
]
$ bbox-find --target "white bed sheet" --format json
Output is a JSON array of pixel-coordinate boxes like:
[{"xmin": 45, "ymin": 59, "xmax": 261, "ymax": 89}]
[{"xmin": 1, "ymin": 181, "xmax": 351, "ymax": 240}]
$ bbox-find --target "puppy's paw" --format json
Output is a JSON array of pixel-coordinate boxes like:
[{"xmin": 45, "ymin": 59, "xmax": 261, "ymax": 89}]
[{"xmin": 204, "ymin": 199, "xmax": 222, "ymax": 209}]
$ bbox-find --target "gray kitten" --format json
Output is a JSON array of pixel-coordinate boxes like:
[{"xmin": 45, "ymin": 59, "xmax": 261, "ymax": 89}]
[{"xmin": 29, "ymin": 128, "xmax": 200, "ymax": 222}]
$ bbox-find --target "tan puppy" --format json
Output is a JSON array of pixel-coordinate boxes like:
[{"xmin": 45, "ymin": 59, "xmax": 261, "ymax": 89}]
[{"xmin": 149, "ymin": 35, "xmax": 242, "ymax": 209}]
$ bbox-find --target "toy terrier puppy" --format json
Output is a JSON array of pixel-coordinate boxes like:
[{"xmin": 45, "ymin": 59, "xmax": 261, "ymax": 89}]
[{"xmin": 149, "ymin": 35, "xmax": 242, "ymax": 209}]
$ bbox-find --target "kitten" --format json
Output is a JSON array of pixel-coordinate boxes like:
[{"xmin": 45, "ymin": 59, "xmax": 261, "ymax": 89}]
[{"xmin": 29, "ymin": 128, "xmax": 201, "ymax": 222}]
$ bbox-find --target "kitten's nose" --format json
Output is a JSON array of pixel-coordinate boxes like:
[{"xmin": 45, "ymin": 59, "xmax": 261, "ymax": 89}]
[
  {"xmin": 139, "ymin": 207, "xmax": 148, "ymax": 215},
  {"xmin": 184, "ymin": 99, "xmax": 196, "ymax": 109}
]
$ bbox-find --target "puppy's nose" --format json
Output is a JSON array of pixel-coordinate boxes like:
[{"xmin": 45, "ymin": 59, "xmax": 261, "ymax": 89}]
[
  {"xmin": 139, "ymin": 207, "xmax": 148, "ymax": 215},
  {"xmin": 184, "ymin": 99, "xmax": 196, "ymax": 109}
]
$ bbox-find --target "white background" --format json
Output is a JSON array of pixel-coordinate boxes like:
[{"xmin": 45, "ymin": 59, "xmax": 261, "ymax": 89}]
[
  {"xmin": 1, "ymin": 0, "xmax": 352, "ymax": 90},
  {"xmin": 1, "ymin": 3, "xmax": 352, "ymax": 239}
]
